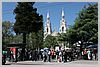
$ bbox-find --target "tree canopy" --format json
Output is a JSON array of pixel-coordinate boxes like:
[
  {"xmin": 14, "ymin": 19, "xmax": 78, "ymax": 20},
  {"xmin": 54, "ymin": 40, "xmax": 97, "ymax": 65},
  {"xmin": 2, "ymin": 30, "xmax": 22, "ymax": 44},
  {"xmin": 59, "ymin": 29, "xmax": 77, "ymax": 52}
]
[
  {"xmin": 44, "ymin": 35, "xmax": 58, "ymax": 48},
  {"xmin": 73, "ymin": 3, "xmax": 98, "ymax": 44},
  {"xmin": 13, "ymin": 2, "xmax": 43, "ymax": 46},
  {"xmin": 14, "ymin": 2, "xmax": 43, "ymax": 34},
  {"xmin": 2, "ymin": 21, "xmax": 13, "ymax": 44},
  {"xmin": 60, "ymin": 3, "xmax": 98, "ymax": 48}
]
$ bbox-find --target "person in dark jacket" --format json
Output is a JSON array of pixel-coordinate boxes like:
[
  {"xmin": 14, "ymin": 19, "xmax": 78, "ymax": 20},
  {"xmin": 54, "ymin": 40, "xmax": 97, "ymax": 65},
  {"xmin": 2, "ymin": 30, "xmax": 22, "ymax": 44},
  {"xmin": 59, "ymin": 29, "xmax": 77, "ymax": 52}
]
[{"xmin": 43, "ymin": 50, "xmax": 47, "ymax": 62}]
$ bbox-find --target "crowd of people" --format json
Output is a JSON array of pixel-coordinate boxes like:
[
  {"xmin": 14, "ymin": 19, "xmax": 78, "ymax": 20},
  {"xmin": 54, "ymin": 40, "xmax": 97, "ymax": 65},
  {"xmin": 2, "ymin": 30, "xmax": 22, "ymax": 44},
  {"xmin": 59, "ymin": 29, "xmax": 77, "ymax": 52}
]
[
  {"xmin": 7, "ymin": 47, "xmax": 98, "ymax": 63},
  {"xmin": 81, "ymin": 48, "xmax": 98, "ymax": 60},
  {"xmin": 16, "ymin": 48, "xmax": 80, "ymax": 63}
]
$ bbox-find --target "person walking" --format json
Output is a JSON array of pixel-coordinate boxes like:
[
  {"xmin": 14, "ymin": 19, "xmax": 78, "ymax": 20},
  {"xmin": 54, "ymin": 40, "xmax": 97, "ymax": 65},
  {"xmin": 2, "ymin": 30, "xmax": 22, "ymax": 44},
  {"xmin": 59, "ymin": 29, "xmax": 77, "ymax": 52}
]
[
  {"xmin": 83, "ymin": 49, "xmax": 88, "ymax": 60},
  {"xmin": 48, "ymin": 49, "xmax": 51, "ymax": 62},
  {"xmin": 10, "ymin": 51, "xmax": 14, "ymax": 62},
  {"xmin": 43, "ymin": 50, "xmax": 47, "ymax": 62},
  {"xmin": 58, "ymin": 51, "xmax": 62, "ymax": 62},
  {"xmin": 63, "ymin": 50, "xmax": 66, "ymax": 62},
  {"xmin": 51, "ymin": 50, "xmax": 55, "ymax": 60},
  {"xmin": 64, "ymin": 49, "xmax": 68, "ymax": 62},
  {"xmin": 56, "ymin": 50, "xmax": 59, "ymax": 62},
  {"xmin": 87, "ymin": 49, "xmax": 91, "ymax": 60}
]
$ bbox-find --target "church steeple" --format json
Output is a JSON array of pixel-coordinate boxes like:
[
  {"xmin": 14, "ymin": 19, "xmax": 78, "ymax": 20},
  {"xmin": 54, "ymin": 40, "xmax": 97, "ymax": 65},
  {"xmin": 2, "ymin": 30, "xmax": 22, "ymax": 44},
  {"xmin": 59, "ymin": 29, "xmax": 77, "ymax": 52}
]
[
  {"xmin": 44, "ymin": 11, "xmax": 52, "ymax": 37},
  {"xmin": 60, "ymin": 9, "xmax": 67, "ymax": 33},
  {"xmin": 62, "ymin": 8, "xmax": 64, "ymax": 18},
  {"xmin": 47, "ymin": 11, "xmax": 50, "ymax": 19}
]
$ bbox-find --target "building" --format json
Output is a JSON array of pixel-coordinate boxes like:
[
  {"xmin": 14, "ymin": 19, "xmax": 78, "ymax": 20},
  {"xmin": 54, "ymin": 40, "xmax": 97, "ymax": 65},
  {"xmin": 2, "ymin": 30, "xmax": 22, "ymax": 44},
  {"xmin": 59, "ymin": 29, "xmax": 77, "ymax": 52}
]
[
  {"xmin": 44, "ymin": 9, "xmax": 67, "ymax": 50},
  {"xmin": 44, "ymin": 11, "xmax": 52, "ymax": 39},
  {"xmin": 59, "ymin": 9, "xmax": 67, "ymax": 33},
  {"xmin": 44, "ymin": 9, "xmax": 67, "ymax": 38}
]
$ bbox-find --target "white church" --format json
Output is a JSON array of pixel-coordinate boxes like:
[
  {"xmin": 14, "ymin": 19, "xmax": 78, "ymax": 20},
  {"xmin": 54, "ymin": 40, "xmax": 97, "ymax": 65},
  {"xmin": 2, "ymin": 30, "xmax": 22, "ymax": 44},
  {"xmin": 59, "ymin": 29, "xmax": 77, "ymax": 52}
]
[
  {"xmin": 44, "ymin": 9, "xmax": 68, "ymax": 50},
  {"xmin": 44, "ymin": 9, "xmax": 67, "ymax": 38}
]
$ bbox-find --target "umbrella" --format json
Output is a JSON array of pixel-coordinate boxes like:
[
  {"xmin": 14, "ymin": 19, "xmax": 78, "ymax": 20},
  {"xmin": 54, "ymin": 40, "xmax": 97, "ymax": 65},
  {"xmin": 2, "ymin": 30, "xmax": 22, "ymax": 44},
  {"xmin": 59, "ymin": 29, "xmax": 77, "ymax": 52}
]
[
  {"xmin": 44, "ymin": 47, "xmax": 48, "ymax": 50},
  {"xmin": 40, "ymin": 49, "xmax": 44, "ymax": 51},
  {"xmin": 87, "ymin": 45, "xmax": 97, "ymax": 48},
  {"xmin": 65, "ymin": 47, "xmax": 70, "ymax": 50}
]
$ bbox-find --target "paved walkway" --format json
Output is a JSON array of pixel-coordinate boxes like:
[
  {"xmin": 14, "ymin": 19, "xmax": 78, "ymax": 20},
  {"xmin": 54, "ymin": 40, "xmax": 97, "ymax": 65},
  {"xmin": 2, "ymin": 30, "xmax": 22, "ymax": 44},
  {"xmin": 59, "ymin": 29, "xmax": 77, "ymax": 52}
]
[
  {"xmin": 69, "ymin": 60, "xmax": 98, "ymax": 65},
  {"xmin": 5, "ymin": 60, "xmax": 98, "ymax": 65}
]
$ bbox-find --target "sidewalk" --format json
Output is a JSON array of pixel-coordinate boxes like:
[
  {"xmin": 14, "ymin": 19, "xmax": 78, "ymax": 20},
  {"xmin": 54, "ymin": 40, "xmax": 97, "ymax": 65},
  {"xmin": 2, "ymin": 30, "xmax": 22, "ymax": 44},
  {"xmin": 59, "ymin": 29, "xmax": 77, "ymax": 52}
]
[
  {"xmin": 5, "ymin": 60, "xmax": 98, "ymax": 65},
  {"xmin": 70, "ymin": 60, "xmax": 98, "ymax": 65}
]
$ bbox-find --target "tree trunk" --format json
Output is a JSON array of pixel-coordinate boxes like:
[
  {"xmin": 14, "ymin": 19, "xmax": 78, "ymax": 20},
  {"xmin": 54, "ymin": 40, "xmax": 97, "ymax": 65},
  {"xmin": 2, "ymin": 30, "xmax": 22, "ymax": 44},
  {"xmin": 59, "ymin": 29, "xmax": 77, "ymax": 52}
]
[
  {"xmin": 23, "ymin": 33, "xmax": 26, "ymax": 44},
  {"xmin": 21, "ymin": 33, "xmax": 26, "ymax": 61}
]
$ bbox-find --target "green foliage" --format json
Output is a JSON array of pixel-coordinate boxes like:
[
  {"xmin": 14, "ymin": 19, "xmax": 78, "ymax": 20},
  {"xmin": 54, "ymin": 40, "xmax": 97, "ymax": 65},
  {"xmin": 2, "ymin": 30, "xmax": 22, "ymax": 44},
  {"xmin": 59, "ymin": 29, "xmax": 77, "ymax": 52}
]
[
  {"xmin": 13, "ymin": 2, "xmax": 43, "ymax": 49},
  {"xmin": 2, "ymin": 21, "xmax": 23, "ymax": 46},
  {"xmin": 74, "ymin": 3, "xmax": 98, "ymax": 44},
  {"xmin": 14, "ymin": 2, "xmax": 43, "ymax": 34},
  {"xmin": 26, "ymin": 29, "xmax": 44, "ymax": 50},
  {"xmin": 26, "ymin": 32, "xmax": 37, "ymax": 50},
  {"xmin": 12, "ymin": 34, "xmax": 23, "ymax": 43},
  {"xmin": 2, "ymin": 21, "xmax": 13, "ymax": 44},
  {"xmin": 66, "ymin": 29, "xmax": 78, "ymax": 44},
  {"xmin": 2, "ymin": 21, "xmax": 13, "ymax": 37},
  {"xmin": 3, "ymin": 2, "xmax": 44, "ymax": 50},
  {"xmin": 60, "ymin": 3, "xmax": 98, "ymax": 48},
  {"xmin": 44, "ymin": 35, "xmax": 58, "ymax": 48}
]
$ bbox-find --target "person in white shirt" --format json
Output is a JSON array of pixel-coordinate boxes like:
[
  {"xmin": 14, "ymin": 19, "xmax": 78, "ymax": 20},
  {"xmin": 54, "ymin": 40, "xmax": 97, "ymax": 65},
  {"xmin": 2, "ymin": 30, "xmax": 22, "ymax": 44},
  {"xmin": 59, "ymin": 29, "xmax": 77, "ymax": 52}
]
[{"xmin": 87, "ymin": 49, "xmax": 91, "ymax": 60}]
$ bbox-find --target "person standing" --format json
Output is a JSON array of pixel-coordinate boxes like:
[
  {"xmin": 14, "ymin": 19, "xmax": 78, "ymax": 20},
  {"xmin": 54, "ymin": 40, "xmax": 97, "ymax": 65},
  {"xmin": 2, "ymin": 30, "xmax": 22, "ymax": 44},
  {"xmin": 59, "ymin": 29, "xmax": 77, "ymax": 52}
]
[
  {"xmin": 32, "ymin": 50, "xmax": 35, "ymax": 61},
  {"xmin": 58, "ymin": 51, "xmax": 62, "ymax": 62},
  {"xmin": 63, "ymin": 50, "xmax": 66, "ymax": 62},
  {"xmin": 51, "ymin": 50, "xmax": 54, "ymax": 60},
  {"xmin": 10, "ymin": 51, "xmax": 14, "ymax": 62},
  {"xmin": 83, "ymin": 49, "xmax": 88, "ymax": 60},
  {"xmin": 48, "ymin": 50, "xmax": 51, "ymax": 62},
  {"xmin": 56, "ymin": 50, "xmax": 59, "ymax": 62},
  {"xmin": 64, "ymin": 49, "xmax": 68, "ymax": 62},
  {"xmin": 43, "ymin": 50, "xmax": 47, "ymax": 62},
  {"xmin": 87, "ymin": 49, "xmax": 91, "ymax": 60}
]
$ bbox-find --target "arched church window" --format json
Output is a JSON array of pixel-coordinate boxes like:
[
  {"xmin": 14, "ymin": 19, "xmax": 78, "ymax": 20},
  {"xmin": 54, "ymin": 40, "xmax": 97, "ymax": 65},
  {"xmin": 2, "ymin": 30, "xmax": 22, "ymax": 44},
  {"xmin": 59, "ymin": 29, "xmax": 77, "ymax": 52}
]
[
  {"xmin": 62, "ymin": 27, "xmax": 64, "ymax": 32},
  {"xmin": 62, "ymin": 20, "xmax": 64, "ymax": 22},
  {"xmin": 47, "ymin": 28, "xmax": 48, "ymax": 32}
]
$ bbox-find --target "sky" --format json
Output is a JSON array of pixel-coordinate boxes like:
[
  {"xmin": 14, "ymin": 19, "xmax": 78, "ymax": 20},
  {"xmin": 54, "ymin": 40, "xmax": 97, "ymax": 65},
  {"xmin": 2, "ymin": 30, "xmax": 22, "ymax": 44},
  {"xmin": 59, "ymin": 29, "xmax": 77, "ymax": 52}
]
[{"xmin": 2, "ymin": 2, "xmax": 96, "ymax": 32}]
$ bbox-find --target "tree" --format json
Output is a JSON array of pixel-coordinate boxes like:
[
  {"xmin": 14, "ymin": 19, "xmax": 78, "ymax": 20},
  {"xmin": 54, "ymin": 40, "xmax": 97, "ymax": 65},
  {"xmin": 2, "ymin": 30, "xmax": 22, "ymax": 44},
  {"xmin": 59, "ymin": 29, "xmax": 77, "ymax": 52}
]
[
  {"xmin": 58, "ymin": 29, "xmax": 78, "ymax": 48},
  {"xmin": 26, "ymin": 32, "xmax": 37, "ymax": 50},
  {"xmin": 74, "ymin": 3, "xmax": 98, "ymax": 44},
  {"xmin": 65, "ymin": 3, "xmax": 98, "ymax": 52},
  {"xmin": 26, "ymin": 16, "xmax": 43, "ymax": 50},
  {"xmin": 37, "ymin": 28, "xmax": 44, "ymax": 49},
  {"xmin": 2, "ymin": 21, "xmax": 13, "ymax": 44},
  {"xmin": 12, "ymin": 34, "xmax": 23, "ymax": 43},
  {"xmin": 44, "ymin": 35, "xmax": 58, "ymax": 48},
  {"xmin": 13, "ymin": 2, "xmax": 43, "ymax": 44},
  {"xmin": 13, "ymin": 2, "xmax": 43, "ymax": 60},
  {"xmin": 26, "ymin": 28, "xmax": 43, "ymax": 50},
  {"xmin": 65, "ymin": 29, "xmax": 78, "ymax": 46}
]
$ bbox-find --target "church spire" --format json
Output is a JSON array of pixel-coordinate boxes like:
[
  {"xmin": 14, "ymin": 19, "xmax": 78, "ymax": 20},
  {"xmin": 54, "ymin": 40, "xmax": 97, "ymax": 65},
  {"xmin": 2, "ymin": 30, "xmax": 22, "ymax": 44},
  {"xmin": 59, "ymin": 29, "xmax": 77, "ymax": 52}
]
[
  {"xmin": 44, "ymin": 11, "xmax": 52, "ymax": 37},
  {"xmin": 62, "ymin": 8, "xmax": 64, "ymax": 18},
  {"xmin": 60, "ymin": 8, "xmax": 67, "ymax": 33},
  {"xmin": 47, "ymin": 11, "xmax": 50, "ymax": 19}
]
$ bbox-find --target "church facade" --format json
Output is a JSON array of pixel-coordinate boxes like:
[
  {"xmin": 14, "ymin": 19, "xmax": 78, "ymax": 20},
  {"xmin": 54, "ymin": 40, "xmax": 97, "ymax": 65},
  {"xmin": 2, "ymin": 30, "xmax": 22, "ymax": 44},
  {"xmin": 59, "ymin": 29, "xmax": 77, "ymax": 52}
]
[
  {"xmin": 44, "ymin": 9, "xmax": 67, "ymax": 39},
  {"xmin": 44, "ymin": 9, "xmax": 67, "ymax": 50}
]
